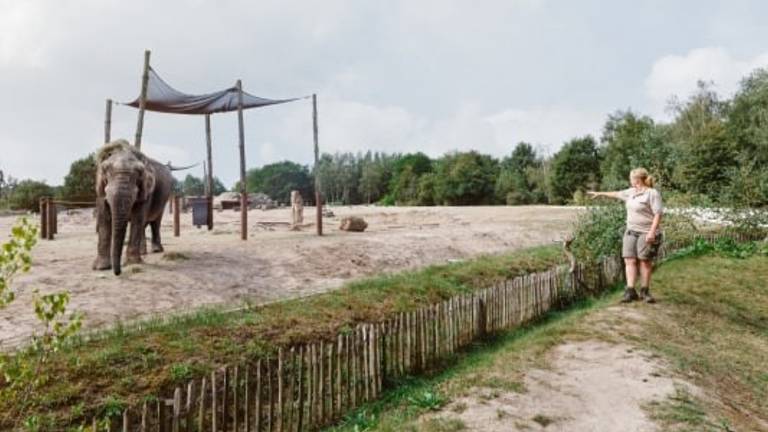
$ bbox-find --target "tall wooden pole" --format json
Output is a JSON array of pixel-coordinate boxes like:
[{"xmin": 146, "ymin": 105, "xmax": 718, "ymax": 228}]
[
  {"xmin": 173, "ymin": 195, "xmax": 180, "ymax": 237},
  {"xmin": 205, "ymin": 114, "xmax": 214, "ymax": 230},
  {"xmin": 237, "ymin": 80, "xmax": 248, "ymax": 240},
  {"xmin": 313, "ymin": 94, "xmax": 323, "ymax": 236},
  {"xmin": 104, "ymin": 99, "xmax": 113, "ymax": 143},
  {"xmin": 134, "ymin": 50, "xmax": 151, "ymax": 149}
]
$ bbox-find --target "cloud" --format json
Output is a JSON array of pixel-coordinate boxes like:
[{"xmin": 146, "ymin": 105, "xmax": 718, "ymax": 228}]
[
  {"xmin": 487, "ymin": 106, "xmax": 605, "ymax": 155},
  {"xmin": 0, "ymin": 1, "xmax": 47, "ymax": 69},
  {"xmin": 645, "ymin": 47, "xmax": 768, "ymax": 118},
  {"xmin": 272, "ymin": 97, "xmax": 605, "ymax": 164}
]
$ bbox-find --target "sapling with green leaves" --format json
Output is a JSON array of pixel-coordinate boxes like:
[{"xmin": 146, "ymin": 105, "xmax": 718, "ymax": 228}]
[{"xmin": 0, "ymin": 218, "xmax": 83, "ymax": 428}]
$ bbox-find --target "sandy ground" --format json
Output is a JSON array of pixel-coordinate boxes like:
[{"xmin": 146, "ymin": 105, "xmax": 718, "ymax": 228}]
[
  {"xmin": 0, "ymin": 205, "xmax": 579, "ymax": 349},
  {"xmin": 438, "ymin": 341, "xmax": 683, "ymax": 432},
  {"xmin": 426, "ymin": 307, "xmax": 700, "ymax": 432}
]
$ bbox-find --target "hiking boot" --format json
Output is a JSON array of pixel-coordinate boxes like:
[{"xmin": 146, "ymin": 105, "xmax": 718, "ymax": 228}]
[
  {"xmin": 620, "ymin": 287, "xmax": 639, "ymax": 303},
  {"xmin": 640, "ymin": 287, "xmax": 656, "ymax": 303}
]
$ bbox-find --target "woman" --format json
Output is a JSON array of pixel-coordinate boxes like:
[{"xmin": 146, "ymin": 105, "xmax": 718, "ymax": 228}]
[{"xmin": 587, "ymin": 168, "xmax": 663, "ymax": 303}]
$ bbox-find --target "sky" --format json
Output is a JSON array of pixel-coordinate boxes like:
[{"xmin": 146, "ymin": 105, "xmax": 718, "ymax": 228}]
[{"xmin": 1, "ymin": 0, "xmax": 768, "ymax": 187}]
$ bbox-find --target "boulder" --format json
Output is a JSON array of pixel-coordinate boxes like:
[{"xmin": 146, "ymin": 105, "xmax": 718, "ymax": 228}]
[{"xmin": 339, "ymin": 216, "xmax": 368, "ymax": 232}]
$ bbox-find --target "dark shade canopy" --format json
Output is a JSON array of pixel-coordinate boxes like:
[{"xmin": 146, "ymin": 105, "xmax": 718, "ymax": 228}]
[{"xmin": 124, "ymin": 67, "xmax": 303, "ymax": 115}]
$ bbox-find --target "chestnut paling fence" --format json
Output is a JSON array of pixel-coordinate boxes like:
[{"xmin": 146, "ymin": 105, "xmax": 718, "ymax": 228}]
[{"xmin": 87, "ymin": 231, "xmax": 760, "ymax": 432}]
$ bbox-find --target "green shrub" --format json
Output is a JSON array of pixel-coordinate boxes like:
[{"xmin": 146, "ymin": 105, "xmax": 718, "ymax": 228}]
[
  {"xmin": 569, "ymin": 204, "xmax": 625, "ymax": 263},
  {"xmin": 8, "ymin": 180, "xmax": 54, "ymax": 212}
]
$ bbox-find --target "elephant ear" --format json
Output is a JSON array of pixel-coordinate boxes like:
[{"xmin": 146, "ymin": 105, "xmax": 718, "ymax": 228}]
[
  {"xmin": 139, "ymin": 166, "xmax": 156, "ymax": 202},
  {"xmin": 96, "ymin": 166, "xmax": 107, "ymax": 197}
]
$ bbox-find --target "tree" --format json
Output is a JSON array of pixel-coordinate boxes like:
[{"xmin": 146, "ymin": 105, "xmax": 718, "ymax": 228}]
[
  {"xmin": 434, "ymin": 151, "xmax": 498, "ymax": 205},
  {"xmin": 181, "ymin": 175, "xmax": 205, "ymax": 196},
  {"xmin": 600, "ymin": 111, "xmax": 655, "ymax": 189},
  {"xmin": 496, "ymin": 142, "xmax": 538, "ymax": 204},
  {"xmin": 668, "ymin": 82, "xmax": 735, "ymax": 198},
  {"xmin": 416, "ymin": 172, "xmax": 438, "ymax": 206},
  {"xmin": 8, "ymin": 180, "xmax": 54, "ymax": 211},
  {"xmin": 358, "ymin": 157, "xmax": 385, "ymax": 204},
  {"xmin": 724, "ymin": 68, "xmax": 768, "ymax": 205},
  {"xmin": 548, "ymin": 136, "xmax": 601, "ymax": 204},
  {"xmin": 247, "ymin": 161, "xmax": 313, "ymax": 203},
  {"xmin": 211, "ymin": 177, "xmax": 228, "ymax": 195},
  {"xmin": 728, "ymin": 68, "xmax": 768, "ymax": 166},
  {"xmin": 387, "ymin": 152, "xmax": 433, "ymax": 204},
  {"xmin": 59, "ymin": 154, "xmax": 97, "ymax": 202}
]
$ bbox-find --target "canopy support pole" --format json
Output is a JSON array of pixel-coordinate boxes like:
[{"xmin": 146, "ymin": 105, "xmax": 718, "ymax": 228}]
[
  {"xmin": 205, "ymin": 114, "xmax": 214, "ymax": 230},
  {"xmin": 104, "ymin": 99, "xmax": 112, "ymax": 144},
  {"xmin": 134, "ymin": 50, "xmax": 151, "ymax": 149},
  {"xmin": 313, "ymin": 94, "xmax": 323, "ymax": 236},
  {"xmin": 237, "ymin": 80, "xmax": 247, "ymax": 240}
]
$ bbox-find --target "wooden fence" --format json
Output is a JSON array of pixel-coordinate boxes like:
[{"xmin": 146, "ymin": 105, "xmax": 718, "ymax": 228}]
[{"xmin": 87, "ymin": 230, "xmax": 761, "ymax": 431}]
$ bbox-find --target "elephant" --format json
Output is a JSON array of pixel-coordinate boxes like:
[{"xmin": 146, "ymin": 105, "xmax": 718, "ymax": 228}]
[{"xmin": 92, "ymin": 139, "xmax": 173, "ymax": 275}]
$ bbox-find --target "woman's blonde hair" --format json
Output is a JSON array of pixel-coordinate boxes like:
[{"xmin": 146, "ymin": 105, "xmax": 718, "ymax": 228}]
[{"xmin": 630, "ymin": 167, "xmax": 655, "ymax": 188}]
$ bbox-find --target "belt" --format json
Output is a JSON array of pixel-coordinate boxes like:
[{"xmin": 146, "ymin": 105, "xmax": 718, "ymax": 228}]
[{"xmin": 626, "ymin": 229, "xmax": 661, "ymax": 237}]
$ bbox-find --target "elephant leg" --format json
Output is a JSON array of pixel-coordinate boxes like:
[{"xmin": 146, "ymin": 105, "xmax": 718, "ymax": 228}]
[
  {"xmin": 92, "ymin": 199, "xmax": 112, "ymax": 270},
  {"xmin": 150, "ymin": 219, "xmax": 164, "ymax": 253},
  {"xmin": 125, "ymin": 212, "xmax": 145, "ymax": 265},
  {"xmin": 140, "ymin": 225, "xmax": 149, "ymax": 255}
]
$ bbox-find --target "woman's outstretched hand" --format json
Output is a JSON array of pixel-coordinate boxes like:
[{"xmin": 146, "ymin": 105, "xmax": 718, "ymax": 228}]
[{"xmin": 586, "ymin": 191, "xmax": 599, "ymax": 198}]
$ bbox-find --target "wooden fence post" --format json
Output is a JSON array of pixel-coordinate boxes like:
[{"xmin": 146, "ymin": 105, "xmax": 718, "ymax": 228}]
[
  {"xmin": 46, "ymin": 197, "xmax": 55, "ymax": 240},
  {"xmin": 173, "ymin": 195, "xmax": 180, "ymax": 237},
  {"xmin": 39, "ymin": 197, "xmax": 48, "ymax": 239}
]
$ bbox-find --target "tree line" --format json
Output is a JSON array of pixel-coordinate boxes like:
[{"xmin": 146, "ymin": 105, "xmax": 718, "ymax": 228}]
[{"xmin": 3, "ymin": 68, "xmax": 768, "ymax": 211}]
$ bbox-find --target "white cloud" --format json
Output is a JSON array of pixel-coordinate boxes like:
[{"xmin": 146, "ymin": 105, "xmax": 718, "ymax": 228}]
[
  {"xmin": 645, "ymin": 47, "xmax": 768, "ymax": 118},
  {"xmin": 487, "ymin": 106, "xmax": 605, "ymax": 155},
  {"xmin": 272, "ymin": 97, "xmax": 606, "ymax": 163},
  {"xmin": 0, "ymin": 1, "xmax": 47, "ymax": 68}
]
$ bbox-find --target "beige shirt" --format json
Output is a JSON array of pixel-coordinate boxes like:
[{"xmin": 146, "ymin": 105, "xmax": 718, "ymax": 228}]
[{"xmin": 619, "ymin": 187, "xmax": 663, "ymax": 233}]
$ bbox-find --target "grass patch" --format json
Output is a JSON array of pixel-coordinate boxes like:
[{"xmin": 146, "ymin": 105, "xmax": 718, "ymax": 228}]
[
  {"xmin": 644, "ymin": 385, "xmax": 731, "ymax": 432},
  {"xmin": 0, "ymin": 245, "xmax": 563, "ymax": 429},
  {"xmin": 162, "ymin": 251, "xmax": 189, "ymax": 261},
  {"xmin": 419, "ymin": 417, "xmax": 466, "ymax": 432},
  {"xmin": 326, "ymin": 294, "xmax": 614, "ymax": 431},
  {"xmin": 328, "ymin": 250, "xmax": 768, "ymax": 431},
  {"xmin": 634, "ymin": 253, "xmax": 768, "ymax": 430},
  {"xmin": 531, "ymin": 413, "xmax": 555, "ymax": 427}
]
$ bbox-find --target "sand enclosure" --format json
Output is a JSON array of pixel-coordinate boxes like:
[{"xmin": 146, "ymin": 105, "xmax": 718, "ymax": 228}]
[{"xmin": 0, "ymin": 205, "xmax": 579, "ymax": 349}]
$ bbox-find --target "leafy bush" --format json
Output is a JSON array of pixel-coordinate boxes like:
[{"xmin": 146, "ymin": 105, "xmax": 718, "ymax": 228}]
[
  {"xmin": 408, "ymin": 389, "xmax": 447, "ymax": 411},
  {"xmin": 0, "ymin": 219, "xmax": 82, "ymax": 428},
  {"xmin": 569, "ymin": 204, "xmax": 626, "ymax": 263},
  {"xmin": 8, "ymin": 180, "xmax": 54, "ymax": 212},
  {"xmin": 670, "ymin": 237, "xmax": 768, "ymax": 261}
]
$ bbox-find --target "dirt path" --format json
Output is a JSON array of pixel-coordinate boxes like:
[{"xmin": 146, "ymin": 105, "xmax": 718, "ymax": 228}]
[
  {"xmin": 440, "ymin": 340, "xmax": 683, "ymax": 431},
  {"xmin": 424, "ymin": 306, "xmax": 701, "ymax": 432},
  {"xmin": 0, "ymin": 205, "xmax": 579, "ymax": 349}
]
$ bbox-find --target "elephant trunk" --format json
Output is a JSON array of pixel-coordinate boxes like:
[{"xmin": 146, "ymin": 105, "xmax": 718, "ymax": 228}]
[{"xmin": 109, "ymin": 192, "xmax": 133, "ymax": 276}]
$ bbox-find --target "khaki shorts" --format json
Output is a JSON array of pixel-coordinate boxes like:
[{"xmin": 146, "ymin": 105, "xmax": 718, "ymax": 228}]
[{"xmin": 622, "ymin": 229, "xmax": 662, "ymax": 260}]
